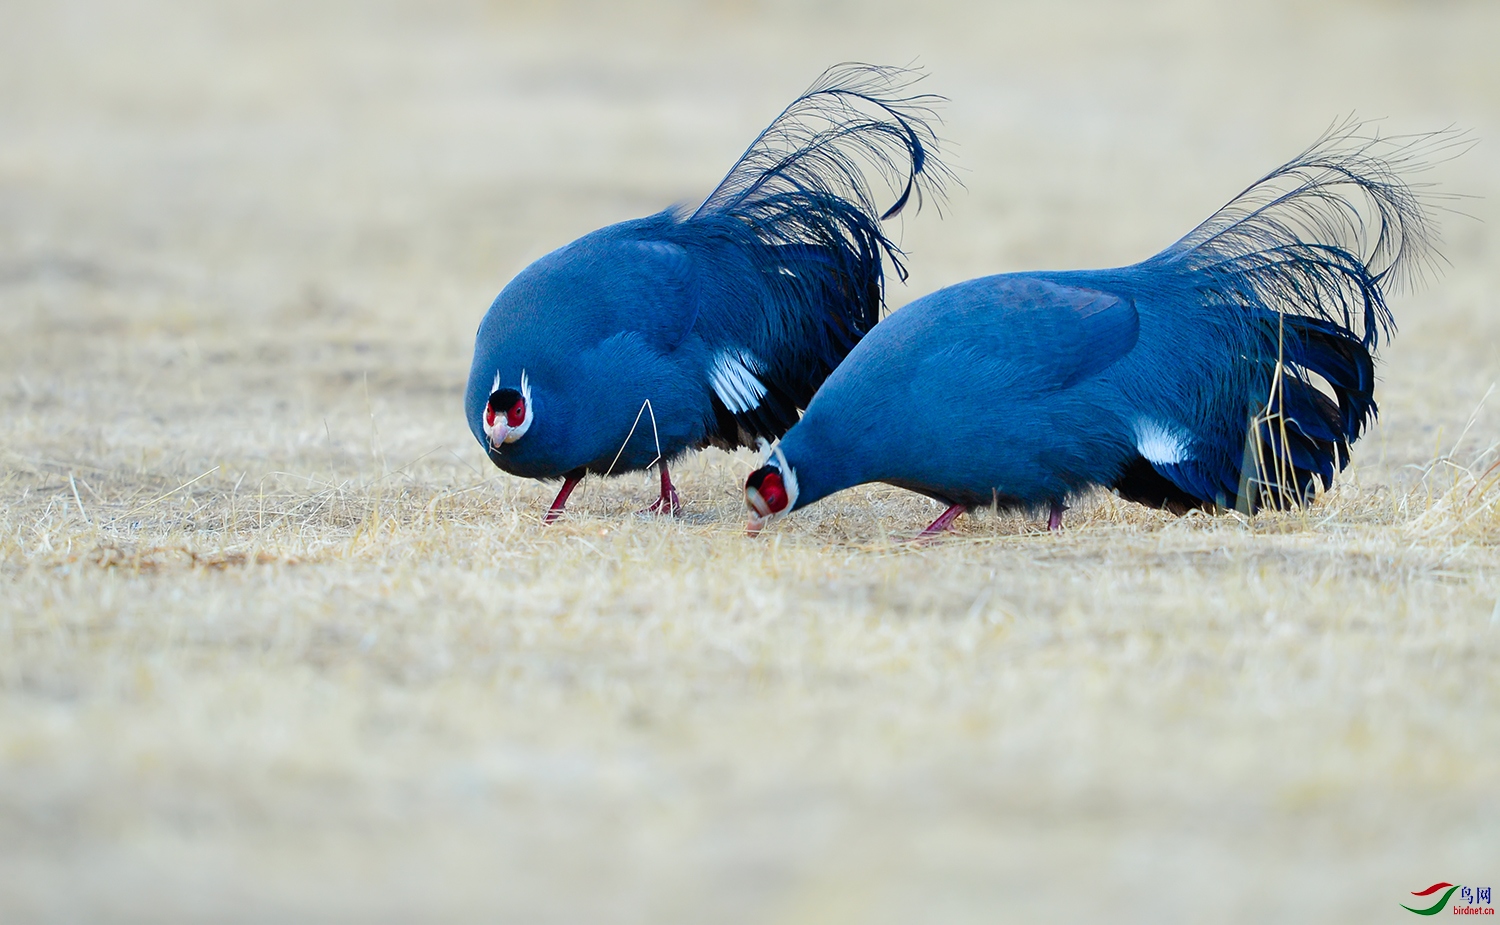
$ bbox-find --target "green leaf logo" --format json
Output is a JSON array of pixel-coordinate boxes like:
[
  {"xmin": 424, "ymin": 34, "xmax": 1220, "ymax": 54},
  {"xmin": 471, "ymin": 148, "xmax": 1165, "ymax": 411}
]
[{"xmin": 1403, "ymin": 883, "xmax": 1460, "ymax": 915}]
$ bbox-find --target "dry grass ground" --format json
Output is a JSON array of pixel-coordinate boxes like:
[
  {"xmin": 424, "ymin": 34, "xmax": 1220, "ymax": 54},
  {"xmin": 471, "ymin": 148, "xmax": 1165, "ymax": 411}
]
[{"xmin": 2, "ymin": 1, "xmax": 1499, "ymax": 922}]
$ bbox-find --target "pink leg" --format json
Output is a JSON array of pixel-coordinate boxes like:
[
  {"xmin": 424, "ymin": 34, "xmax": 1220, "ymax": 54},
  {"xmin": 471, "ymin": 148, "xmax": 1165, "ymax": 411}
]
[
  {"xmin": 542, "ymin": 474, "xmax": 582, "ymax": 525},
  {"xmin": 639, "ymin": 461, "xmax": 683, "ymax": 516},
  {"xmin": 914, "ymin": 503, "xmax": 967, "ymax": 540},
  {"xmin": 1048, "ymin": 500, "xmax": 1067, "ymax": 532}
]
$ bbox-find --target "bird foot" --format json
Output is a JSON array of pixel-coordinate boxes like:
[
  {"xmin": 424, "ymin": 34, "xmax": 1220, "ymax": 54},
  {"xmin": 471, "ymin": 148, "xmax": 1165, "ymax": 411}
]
[
  {"xmin": 1047, "ymin": 500, "xmax": 1067, "ymax": 532},
  {"xmin": 638, "ymin": 463, "xmax": 683, "ymax": 517},
  {"xmin": 638, "ymin": 487, "xmax": 682, "ymax": 517},
  {"xmin": 912, "ymin": 504, "xmax": 967, "ymax": 543},
  {"xmin": 542, "ymin": 474, "xmax": 583, "ymax": 525}
]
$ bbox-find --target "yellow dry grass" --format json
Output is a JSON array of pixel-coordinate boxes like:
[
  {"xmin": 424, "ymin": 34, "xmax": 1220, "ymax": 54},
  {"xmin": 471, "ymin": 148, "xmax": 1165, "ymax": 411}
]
[{"xmin": 2, "ymin": 1, "xmax": 1498, "ymax": 922}]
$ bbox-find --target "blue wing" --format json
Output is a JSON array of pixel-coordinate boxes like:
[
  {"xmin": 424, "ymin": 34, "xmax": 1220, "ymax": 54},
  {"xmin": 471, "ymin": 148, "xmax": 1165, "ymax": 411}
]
[{"xmin": 896, "ymin": 275, "xmax": 1140, "ymax": 389}]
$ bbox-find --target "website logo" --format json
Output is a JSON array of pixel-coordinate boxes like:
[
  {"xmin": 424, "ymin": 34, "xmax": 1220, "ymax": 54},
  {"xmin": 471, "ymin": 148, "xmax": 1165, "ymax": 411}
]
[{"xmin": 1403, "ymin": 883, "xmax": 1493, "ymax": 916}]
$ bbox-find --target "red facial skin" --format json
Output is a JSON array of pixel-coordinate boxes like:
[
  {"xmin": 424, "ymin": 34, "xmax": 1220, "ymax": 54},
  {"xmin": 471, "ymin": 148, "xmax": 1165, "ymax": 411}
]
[
  {"xmin": 746, "ymin": 465, "xmax": 791, "ymax": 535},
  {"xmin": 485, "ymin": 399, "xmax": 526, "ymax": 431},
  {"xmin": 757, "ymin": 471, "xmax": 789, "ymax": 513}
]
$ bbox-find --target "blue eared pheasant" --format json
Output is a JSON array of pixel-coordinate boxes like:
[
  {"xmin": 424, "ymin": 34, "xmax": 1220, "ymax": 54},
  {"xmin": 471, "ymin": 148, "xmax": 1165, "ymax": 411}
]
[
  {"xmin": 466, "ymin": 64, "xmax": 948, "ymax": 521},
  {"xmin": 744, "ymin": 128, "xmax": 1446, "ymax": 537}
]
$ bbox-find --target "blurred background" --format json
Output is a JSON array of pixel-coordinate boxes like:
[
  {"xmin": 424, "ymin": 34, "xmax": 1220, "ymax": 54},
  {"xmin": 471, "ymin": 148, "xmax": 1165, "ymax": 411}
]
[
  {"xmin": 2, "ymin": 1, "xmax": 1497, "ymax": 922},
  {"xmin": 4, "ymin": 0, "xmax": 1496, "ymax": 470}
]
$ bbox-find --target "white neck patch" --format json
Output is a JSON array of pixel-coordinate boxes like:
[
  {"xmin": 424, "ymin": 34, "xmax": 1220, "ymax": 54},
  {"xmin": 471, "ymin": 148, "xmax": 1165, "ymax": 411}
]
[
  {"xmin": 486, "ymin": 368, "xmax": 534, "ymax": 445},
  {"xmin": 764, "ymin": 439, "xmax": 800, "ymax": 512}
]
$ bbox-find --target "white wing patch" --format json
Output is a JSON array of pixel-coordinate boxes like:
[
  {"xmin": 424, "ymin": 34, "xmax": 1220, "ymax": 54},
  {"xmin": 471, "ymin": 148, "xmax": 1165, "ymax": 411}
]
[
  {"xmin": 1134, "ymin": 418, "xmax": 1190, "ymax": 465},
  {"xmin": 709, "ymin": 350, "xmax": 767, "ymax": 414}
]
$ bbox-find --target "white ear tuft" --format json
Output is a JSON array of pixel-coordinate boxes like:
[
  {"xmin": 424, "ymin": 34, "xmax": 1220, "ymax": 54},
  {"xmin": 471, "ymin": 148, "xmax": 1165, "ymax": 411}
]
[
  {"xmin": 769, "ymin": 441, "xmax": 799, "ymax": 511},
  {"xmin": 505, "ymin": 368, "xmax": 534, "ymax": 443}
]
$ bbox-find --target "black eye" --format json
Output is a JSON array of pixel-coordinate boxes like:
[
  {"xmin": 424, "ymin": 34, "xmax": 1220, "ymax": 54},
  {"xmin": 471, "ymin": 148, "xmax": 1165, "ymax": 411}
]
[{"xmin": 507, "ymin": 400, "xmax": 526, "ymax": 427}]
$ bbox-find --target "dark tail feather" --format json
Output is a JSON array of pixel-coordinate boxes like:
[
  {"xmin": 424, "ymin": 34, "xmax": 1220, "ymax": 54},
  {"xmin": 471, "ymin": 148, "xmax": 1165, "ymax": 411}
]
[
  {"xmin": 1235, "ymin": 313, "xmax": 1378, "ymax": 512},
  {"xmin": 1141, "ymin": 123, "xmax": 1459, "ymax": 513},
  {"xmin": 692, "ymin": 63, "xmax": 952, "ymax": 445},
  {"xmin": 1154, "ymin": 121, "xmax": 1457, "ymax": 349},
  {"xmin": 694, "ymin": 63, "xmax": 951, "ymax": 231},
  {"xmin": 1283, "ymin": 314, "xmax": 1377, "ymax": 439},
  {"xmin": 1113, "ymin": 457, "xmax": 1213, "ymax": 515}
]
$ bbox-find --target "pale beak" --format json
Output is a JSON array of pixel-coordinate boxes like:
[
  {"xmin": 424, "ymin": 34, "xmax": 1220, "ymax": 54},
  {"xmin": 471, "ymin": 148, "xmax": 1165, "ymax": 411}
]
[
  {"xmin": 486, "ymin": 421, "xmax": 509, "ymax": 450},
  {"xmin": 745, "ymin": 486, "xmax": 773, "ymax": 537}
]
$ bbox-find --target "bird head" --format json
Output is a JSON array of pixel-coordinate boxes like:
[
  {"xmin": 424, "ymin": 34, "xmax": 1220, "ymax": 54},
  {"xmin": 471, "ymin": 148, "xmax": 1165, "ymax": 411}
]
[
  {"xmin": 482, "ymin": 369, "xmax": 534, "ymax": 452},
  {"xmin": 745, "ymin": 442, "xmax": 799, "ymax": 536}
]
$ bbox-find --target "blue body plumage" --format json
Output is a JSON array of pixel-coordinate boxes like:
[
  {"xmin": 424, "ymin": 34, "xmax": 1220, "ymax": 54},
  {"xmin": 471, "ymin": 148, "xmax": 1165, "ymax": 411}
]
[
  {"xmin": 745, "ymin": 128, "xmax": 1445, "ymax": 535},
  {"xmin": 466, "ymin": 64, "xmax": 948, "ymax": 519}
]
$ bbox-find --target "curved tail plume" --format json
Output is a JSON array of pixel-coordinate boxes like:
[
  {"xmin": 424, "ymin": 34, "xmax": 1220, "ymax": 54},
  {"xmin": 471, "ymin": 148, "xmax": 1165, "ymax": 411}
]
[
  {"xmin": 1157, "ymin": 121, "xmax": 1457, "ymax": 348},
  {"xmin": 686, "ymin": 64, "xmax": 953, "ymax": 446},
  {"xmin": 696, "ymin": 63, "xmax": 950, "ymax": 224},
  {"xmin": 1140, "ymin": 123, "xmax": 1463, "ymax": 512}
]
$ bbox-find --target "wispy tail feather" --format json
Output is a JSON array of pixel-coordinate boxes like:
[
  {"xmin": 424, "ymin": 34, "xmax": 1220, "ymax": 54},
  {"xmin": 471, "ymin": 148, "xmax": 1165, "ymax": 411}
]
[
  {"xmin": 1141, "ymin": 123, "xmax": 1460, "ymax": 512},
  {"xmin": 1156, "ymin": 121, "xmax": 1457, "ymax": 349},
  {"xmin": 695, "ymin": 62, "xmax": 951, "ymax": 233},
  {"xmin": 692, "ymin": 63, "xmax": 952, "ymax": 445}
]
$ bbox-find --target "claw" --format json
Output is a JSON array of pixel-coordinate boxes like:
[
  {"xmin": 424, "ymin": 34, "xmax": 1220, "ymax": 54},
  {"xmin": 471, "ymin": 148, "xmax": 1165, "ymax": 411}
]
[
  {"xmin": 638, "ymin": 462, "xmax": 683, "ymax": 516},
  {"xmin": 1047, "ymin": 500, "xmax": 1067, "ymax": 532},
  {"xmin": 543, "ymin": 474, "xmax": 583, "ymax": 525},
  {"xmin": 912, "ymin": 503, "xmax": 966, "ymax": 542}
]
